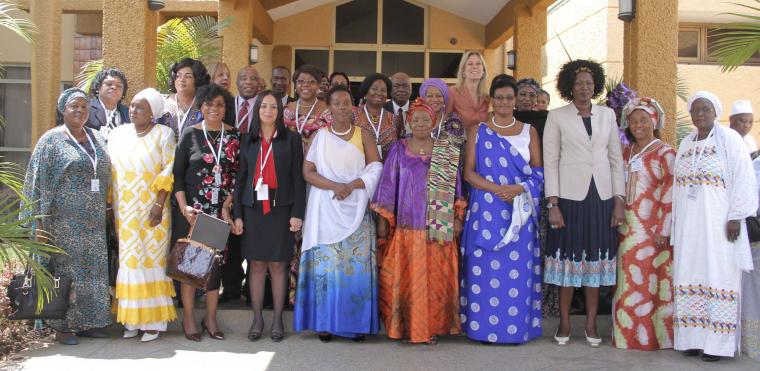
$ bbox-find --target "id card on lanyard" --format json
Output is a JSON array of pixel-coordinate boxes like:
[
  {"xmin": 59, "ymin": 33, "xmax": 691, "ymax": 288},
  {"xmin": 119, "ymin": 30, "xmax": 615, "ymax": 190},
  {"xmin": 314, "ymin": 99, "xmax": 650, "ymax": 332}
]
[
  {"xmin": 624, "ymin": 139, "xmax": 659, "ymax": 182},
  {"xmin": 363, "ymin": 105, "xmax": 384, "ymax": 159},
  {"xmin": 64, "ymin": 126, "xmax": 99, "ymax": 192},
  {"xmin": 202, "ymin": 121, "xmax": 225, "ymax": 205},
  {"xmin": 255, "ymin": 138, "xmax": 275, "ymax": 201},
  {"xmin": 176, "ymin": 97, "xmax": 196, "ymax": 134},
  {"xmin": 688, "ymin": 128, "xmax": 714, "ymax": 201}
]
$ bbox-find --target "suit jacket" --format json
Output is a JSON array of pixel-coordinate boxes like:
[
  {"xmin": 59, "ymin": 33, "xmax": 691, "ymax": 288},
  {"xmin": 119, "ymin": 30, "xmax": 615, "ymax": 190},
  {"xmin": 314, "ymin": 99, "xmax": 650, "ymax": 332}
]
[
  {"xmin": 543, "ymin": 103, "xmax": 624, "ymax": 201},
  {"xmin": 232, "ymin": 128, "xmax": 306, "ymax": 220},
  {"xmin": 85, "ymin": 98, "xmax": 129, "ymax": 132}
]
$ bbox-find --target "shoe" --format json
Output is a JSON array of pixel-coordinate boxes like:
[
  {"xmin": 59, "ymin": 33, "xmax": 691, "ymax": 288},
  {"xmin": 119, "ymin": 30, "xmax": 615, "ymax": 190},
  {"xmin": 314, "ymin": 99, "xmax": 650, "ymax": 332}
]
[
  {"xmin": 77, "ymin": 328, "xmax": 109, "ymax": 338},
  {"xmin": 426, "ymin": 335, "xmax": 439, "ymax": 345},
  {"xmin": 271, "ymin": 324, "xmax": 284, "ymax": 342},
  {"xmin": 248, "ymin": 322, "xmax": 263, "ymax": 342},
  {"xmin": 141, "ymin": 331, "xmax": 159, "ymax": 342},
  {"xmin": 318, "ymin": 333, "xmax": 332, "ymax": 343},
  {"xmin": 123, "ymin": 330, "xmax": 139, "ymax": 339},
  {"xmin": 702, "ymin": 353, "xmax": 721, "ymax": 362},
  {"xmin": 554, "ymin": 329, "xmax": 570, "ymax": 346},
  {"xmin": 55, "ymin": 332, "xmax": 79, "ymax": 345},
  {"xmin": 584, "ymin": 330, "xmax": 602, "ymax": 347},
  {"xmin": 351, "ymin": 335, "xmax": 366, "ymax": 343},
  {"xmin": 683, "ymin": 349, "xmax": 701, "ymax": 357},
  {"xmin": 201, "ymin": 320, "xmax": 225, "ymax": 340},
  {"xmin": 182, "ymin": 323, "xmax": 201, "ymax": 342}
]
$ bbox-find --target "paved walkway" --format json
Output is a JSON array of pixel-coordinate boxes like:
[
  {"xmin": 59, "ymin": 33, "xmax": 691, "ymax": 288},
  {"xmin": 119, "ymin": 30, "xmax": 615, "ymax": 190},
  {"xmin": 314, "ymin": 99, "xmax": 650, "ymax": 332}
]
[{"xmin": 3, "ymin": 307, "xmax": 758, "ymax": 371}]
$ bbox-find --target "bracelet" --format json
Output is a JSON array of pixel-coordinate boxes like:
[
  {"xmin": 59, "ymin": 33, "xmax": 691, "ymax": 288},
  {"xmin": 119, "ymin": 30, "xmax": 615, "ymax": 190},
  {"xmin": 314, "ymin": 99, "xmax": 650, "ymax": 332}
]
[{"xmin": 154, "ymin": 202, "xmax": 164, "ymax": 208}]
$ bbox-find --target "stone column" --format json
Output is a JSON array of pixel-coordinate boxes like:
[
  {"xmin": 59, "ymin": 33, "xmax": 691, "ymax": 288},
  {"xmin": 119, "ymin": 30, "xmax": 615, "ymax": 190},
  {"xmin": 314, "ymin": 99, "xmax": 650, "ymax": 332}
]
[
  {"xmin": 623, "ymin": 1, "xmax": 679, "ymax": 145},
  {"xmin": 102, "ymin": 0, "xmax": 157, "ymax": 101},
  {"xmin": 219, "ymin": 0, "xmax": 254, "ymax": 95},
  {"xmin": 513, "ymin": 4, "xmax": 547, "ymax": 81},
  {"xmin": 30, "ymin": 0, "xmax": 62, "ymax": 145}
]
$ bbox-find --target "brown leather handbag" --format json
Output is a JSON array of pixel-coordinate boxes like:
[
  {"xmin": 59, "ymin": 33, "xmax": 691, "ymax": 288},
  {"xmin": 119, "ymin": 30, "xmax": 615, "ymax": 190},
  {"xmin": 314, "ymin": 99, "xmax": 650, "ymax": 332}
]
[{"xmin": 166, "ymin": 213, "xmax": 230, "ymax": 291}]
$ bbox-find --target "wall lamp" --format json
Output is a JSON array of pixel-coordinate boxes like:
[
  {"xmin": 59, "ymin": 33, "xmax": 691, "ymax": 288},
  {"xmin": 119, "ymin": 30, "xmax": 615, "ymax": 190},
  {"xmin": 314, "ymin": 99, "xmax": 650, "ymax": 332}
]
[
  {"xmin": 148, "ymin": 0, "xmax": 165, "ymax": 11},
  {"xmin": 506, "ymin": 50, "xmax": 516, "ymax": 70},
  {"xmin": 250, "ymin": 45, "xmax": 259, "ymax": 64},
  {"xmin": 618, "ymin": 0, "xmax": 636, "ymax": 22}
]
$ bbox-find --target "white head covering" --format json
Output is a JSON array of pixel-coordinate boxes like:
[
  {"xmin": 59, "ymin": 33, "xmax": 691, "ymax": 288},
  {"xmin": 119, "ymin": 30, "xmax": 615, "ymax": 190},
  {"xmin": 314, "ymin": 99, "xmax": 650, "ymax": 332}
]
[
  {"xmin": 687, "ymin": 91, "xmax": 723, "ymax": 126},
  {"xmin": 133, "ymin": 88, "xmax": 164, "ymax": 120},
  {"xmin": 730, "ymin": 99, "xmax": 754, "ymax": 116}
]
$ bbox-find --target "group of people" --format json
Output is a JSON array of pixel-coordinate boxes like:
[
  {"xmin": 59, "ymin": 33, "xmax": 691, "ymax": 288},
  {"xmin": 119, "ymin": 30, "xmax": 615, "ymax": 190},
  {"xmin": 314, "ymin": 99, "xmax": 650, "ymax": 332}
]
[{"xmin": 19, "ymin": 50, "xmax": 760, "ymax": 363}]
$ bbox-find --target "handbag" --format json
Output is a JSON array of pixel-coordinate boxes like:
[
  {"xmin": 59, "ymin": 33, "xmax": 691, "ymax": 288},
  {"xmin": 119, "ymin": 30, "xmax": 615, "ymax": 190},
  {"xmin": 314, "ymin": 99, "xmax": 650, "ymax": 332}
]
[
  {"xmin": 747, "ymin": 211, "xmax": 760, "ymax": 243},
  {"xmin": 166, "ymin": 213, "xmax": 230, "ymax": 291},
  {"xmin": 6, "ymin": 269, "xmax": 72, "ymax": 320}
]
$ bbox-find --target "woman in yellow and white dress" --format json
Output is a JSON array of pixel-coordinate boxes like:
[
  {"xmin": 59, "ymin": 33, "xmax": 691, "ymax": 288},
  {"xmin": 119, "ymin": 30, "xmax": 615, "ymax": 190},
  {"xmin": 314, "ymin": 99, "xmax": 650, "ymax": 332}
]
[{"xmin": 108, "ymin": 88, "xmax": 177, "ymax": 342}]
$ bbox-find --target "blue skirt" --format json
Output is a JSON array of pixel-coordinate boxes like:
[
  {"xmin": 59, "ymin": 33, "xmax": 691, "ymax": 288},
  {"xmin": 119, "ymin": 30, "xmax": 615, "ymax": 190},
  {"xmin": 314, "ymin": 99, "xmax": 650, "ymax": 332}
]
[{"xmin": 293, "ymin": 213, "xmax": 379, "ymax": 337}]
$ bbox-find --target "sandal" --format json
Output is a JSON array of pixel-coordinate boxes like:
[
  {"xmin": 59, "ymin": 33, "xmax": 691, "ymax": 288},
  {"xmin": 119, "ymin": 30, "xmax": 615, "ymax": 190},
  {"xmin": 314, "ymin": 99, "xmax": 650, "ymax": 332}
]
[{"xmin": 426, "ymin": 335, "xmax": 439, "ymax": 345}]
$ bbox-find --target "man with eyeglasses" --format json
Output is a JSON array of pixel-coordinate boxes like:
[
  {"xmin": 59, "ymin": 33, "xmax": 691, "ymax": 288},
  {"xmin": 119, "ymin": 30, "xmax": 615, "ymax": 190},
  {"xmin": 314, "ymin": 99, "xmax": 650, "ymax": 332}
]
[
  {"xmin": 271, "ymin": 66, "xmax": 294, "ymax": 107},
  {"xmin": 384, "ymin": 72, "xmax": 412, "ymax": 136},
  {"xmin": 729, "ymin": 100, "xmax": 757, "ymax": 155}
]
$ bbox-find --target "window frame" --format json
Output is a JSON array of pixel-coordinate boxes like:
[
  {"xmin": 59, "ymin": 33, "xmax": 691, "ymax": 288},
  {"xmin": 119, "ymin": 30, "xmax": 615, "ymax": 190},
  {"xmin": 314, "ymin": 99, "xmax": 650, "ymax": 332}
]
[
  {"xmin": 0, "ymin": 64, "xmax": 32, "ymax": 155},
  {"xmin": 678, "ymin": 23, "xmax": 760, "ymax": 65}
]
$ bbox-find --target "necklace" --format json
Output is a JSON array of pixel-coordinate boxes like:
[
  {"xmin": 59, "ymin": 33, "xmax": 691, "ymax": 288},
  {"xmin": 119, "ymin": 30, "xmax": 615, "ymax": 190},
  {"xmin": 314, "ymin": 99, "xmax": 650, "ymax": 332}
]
[
  {"xmin": 410, "ymin": 138, "xmax": 431, "ymax": 155},
  {"xmin": 492, "ymin": 116, "xmax": 516, "ymax": 129},
  {"xmin": 330, "ymin": 124, "xmax": 352, "ymax": 136},
  {"xmin": 135, "ymin": 124, "xmax": 153, "ymax": 137}
]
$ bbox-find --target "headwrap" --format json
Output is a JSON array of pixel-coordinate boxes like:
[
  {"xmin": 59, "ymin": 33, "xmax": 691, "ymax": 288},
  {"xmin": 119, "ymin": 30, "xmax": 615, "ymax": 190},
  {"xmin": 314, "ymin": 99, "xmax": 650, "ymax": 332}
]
[
  {"xmin": 419, "ymin": 78, "xmax": 450, "ymax": 107},
  {"xmin": 605, "ymin": 82, "xmax": 637, "ymax": 111},
  {"xmin": 133, "ymin": 88, "xmax": 165, "ymax": 120},
  {"xmin": 620, "ymin": 97, "xmax": 666, "ymax": 130},
  {"xmin": 516, "ymin": 78, "xmax": 541, "ymax": 93},
  {"xmin": 687, "ymin": 91, "xmax": 723, "ymax": 126},
  {"xmin": 57, "ymin": 88, "xmax": 87, "ymax": 113},
  {"xmin": 406, "ymin": 97, "xmax": 437, "ymax": 127}
]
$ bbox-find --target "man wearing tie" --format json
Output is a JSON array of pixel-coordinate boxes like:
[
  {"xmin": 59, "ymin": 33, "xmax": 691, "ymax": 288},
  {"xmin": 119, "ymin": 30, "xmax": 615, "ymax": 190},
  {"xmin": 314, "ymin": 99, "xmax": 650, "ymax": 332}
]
[{"xmin": 384, "ymin": 72, "xmax": 412, "ymax": 138}]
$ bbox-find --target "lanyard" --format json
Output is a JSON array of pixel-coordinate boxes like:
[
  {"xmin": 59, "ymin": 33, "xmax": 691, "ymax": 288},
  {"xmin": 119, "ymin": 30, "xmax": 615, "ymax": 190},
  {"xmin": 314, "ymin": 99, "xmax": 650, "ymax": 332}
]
[
  {"xmin": 691, "ymin": 127, "xmax": 715, "ymax": 172},
  {"xmin": 63, "ymin": 125, "xmax": 98, "ymax": 177},
  {"xmin": 627, "ymin": 138, "xmax": 660, "ymax": 165},
  {"xmin": 433, "ymin": 112, "xmax": 446, "ymax": 139},
  {"xmin": 98, "ymin": 99, "xmax": 118, "ymax": 129},
  {"xmin": 295, "ymin": 99, "xmax": 317, "ymax": 134},
  {"xmin": 259, "ymin": 135, "xmax": 275, "ymax": 179},
  {"xmin": 363, "ymin": 105, "xmax": 384, "ymax": 143},
  {"xmin": 235, "ymin": 97, "xmax": 252, "ymax": 128},
  {"xmin": 175, "ymin": 96, "xmax": 196, "ymax": 133},
  {"xmin": 201, "ymin": 120, "xmax": 225, "ymax": 171}
]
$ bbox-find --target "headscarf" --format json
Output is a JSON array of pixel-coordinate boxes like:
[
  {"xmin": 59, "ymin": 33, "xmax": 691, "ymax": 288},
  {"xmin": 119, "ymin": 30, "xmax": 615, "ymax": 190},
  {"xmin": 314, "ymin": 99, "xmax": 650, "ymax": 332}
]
[
  {"xmin": 687, "ymin": 91, "xmax": 723, "ymax": 126},
  {"xmin": 620, "ymin": 97, "xmax": 666, "ymax": 130},
  {"xmin": 133, "ymin": 88, "xmax": 165, "ymax": 120},
  {"xmin": 406, "ymin": 97, "xmax": 437, "ymax": 127},
  {"xmin": 605, "ymin": 82, "xmax": 637, "ymax": 111},
  {"xmin": 419, "ymin": 78, "xmax": 450, "ymax": 107},
  {"xmin": 516, "ymin": 78, "xmax": 541, "ymax": 93},
  {"xmin": 57, "ymin": 88, "xmax": 88, "ymax": 113}
]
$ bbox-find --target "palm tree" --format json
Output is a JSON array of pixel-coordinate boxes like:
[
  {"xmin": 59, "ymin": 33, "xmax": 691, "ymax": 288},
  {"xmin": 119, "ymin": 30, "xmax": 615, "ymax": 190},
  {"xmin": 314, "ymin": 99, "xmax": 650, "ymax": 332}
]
[
  {"xmin": 76, "ymin": 15, "xmax": 231, "ymax": 94},
  {"xmin": 0, "ymin": 1, "xmax": 63, "ymax": 313},
  {"xmin": 710, "ymin": 1, "xmax": 760, "ymax": 72}
]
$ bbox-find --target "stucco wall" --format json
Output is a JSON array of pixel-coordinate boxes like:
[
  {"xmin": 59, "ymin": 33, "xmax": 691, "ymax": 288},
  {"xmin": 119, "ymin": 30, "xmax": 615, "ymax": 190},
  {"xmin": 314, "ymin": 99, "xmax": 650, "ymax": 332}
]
[
  {"xmin": 429, "ymin": 7, "xmax": 485, "ymax": 50},
  {"xmin": 272, "ymin": 3, "xmax": 333, "ymax": 47}
]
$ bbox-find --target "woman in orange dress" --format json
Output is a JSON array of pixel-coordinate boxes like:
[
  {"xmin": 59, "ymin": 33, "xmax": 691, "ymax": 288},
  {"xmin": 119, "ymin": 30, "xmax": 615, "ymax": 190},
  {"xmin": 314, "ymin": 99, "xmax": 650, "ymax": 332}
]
[{"xmin": 612, "ymin": 97, "xmax": 676, "ymax": 350}]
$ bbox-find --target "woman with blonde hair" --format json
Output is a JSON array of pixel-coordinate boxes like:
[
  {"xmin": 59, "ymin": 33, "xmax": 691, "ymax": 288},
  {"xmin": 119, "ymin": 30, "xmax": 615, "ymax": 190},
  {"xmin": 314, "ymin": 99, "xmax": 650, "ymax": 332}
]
[
  {"xmin": 207, "ymin": 62, "xmax": 231, "ymax": 91},
  {"xmin": 448, "ymin": 51, "xmax": 490, "ymax": 135}
]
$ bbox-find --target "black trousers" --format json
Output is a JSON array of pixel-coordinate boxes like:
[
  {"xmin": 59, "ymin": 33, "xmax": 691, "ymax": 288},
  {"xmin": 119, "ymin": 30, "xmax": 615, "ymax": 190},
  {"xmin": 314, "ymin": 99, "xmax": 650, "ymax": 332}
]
[{"xmin": 221, "ymin": 234, "xmax": 246, "ymax": 297}]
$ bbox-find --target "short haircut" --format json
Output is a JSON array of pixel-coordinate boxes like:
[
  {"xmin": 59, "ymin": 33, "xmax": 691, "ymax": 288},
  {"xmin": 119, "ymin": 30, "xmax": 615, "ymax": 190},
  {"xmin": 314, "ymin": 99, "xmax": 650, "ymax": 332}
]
[
  {"xmin": 489, "ymin": 76, "xmax": 519, "ymax": 98},
  {"xmin": 292, "ymin": 64, "xmax": 323, "ymax": 83},
  {"xmin": 194, "ymin": 83, "xmax": 235, "ymax": 125},
  {"xmin": 359, "ymin": 73, "xmax": 392, "ymax": 98},
  {"xmin": 329, "ymin": 71, "xmax": 350, "ymax": 86},
  {"xmin": 168, "ymin": 58, "xmax": 210, "ymax": 94},
  {"xmin": 272, "ymin": 65, "xmax": 291, "ymax": 75},
  {"xmin": 555, "ymin": 59, "xmax": 606, "ymax": 102},
  {"xmin": 90, "ymin": 67, "xmax": 128, "ymax": 100},
  {"xmin": 326, "ymin": 84, "xmax": 352, "ymax": 106}
]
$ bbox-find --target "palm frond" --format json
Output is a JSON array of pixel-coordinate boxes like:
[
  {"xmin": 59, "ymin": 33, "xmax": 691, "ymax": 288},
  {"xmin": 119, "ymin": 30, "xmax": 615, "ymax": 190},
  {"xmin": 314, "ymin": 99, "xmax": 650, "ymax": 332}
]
[
  {"xmin": 676, "ymin": 74, "xmax": 690, "ymax": 103},
  {"xmin": 0, "ymin": 2, "xmax": 37, "ymax": 44},
  {"xmin": 712, "ymin": 2, "xmax": 760, "ymax": 72},
  {"xmin": 676, "ymin": 111, "xmax": 694, "ymax": 145},
  {"xmin": 74, "ymin": 59, "xmax": 104, "ymax": 95}
]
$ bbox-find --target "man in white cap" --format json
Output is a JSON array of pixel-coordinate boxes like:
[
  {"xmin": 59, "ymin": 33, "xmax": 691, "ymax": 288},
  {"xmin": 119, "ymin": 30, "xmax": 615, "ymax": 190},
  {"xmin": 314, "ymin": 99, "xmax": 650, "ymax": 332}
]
[{"xmin": 729, "ymin": 99, "xmax": 756, "ymax": 154}]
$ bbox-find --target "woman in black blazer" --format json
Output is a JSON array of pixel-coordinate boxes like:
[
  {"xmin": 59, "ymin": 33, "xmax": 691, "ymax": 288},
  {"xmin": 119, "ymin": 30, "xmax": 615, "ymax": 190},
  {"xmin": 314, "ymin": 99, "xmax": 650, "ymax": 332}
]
[
  {"xmin": 232, "ymin": 90, "xmax": 306, "ymax": 342},
  {"xmin": 85, "ymin": 67, "xmax": 130, "ymax": 137}
]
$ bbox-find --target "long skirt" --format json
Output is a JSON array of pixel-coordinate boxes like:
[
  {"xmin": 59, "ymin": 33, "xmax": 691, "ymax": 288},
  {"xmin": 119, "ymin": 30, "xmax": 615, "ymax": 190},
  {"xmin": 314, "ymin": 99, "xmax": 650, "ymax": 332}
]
[
  {"xmin": 378, "ymin": 229, "xmax": 460, "ymax": 343},
  {"xmin": 293, "ymin": 213, "xmax": 379, "ymax": 337},
  {"xmin": 742, "ymin": 242, "xmax": 760, "ymax": 360}
]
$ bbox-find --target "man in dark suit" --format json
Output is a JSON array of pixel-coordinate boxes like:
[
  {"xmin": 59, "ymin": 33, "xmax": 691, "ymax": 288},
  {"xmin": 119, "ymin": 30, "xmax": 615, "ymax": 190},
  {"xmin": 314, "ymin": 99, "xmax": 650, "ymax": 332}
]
[
  {"xmin": 383, "ymin": 72, "xmax": 412, "ymax": 137},
  {"xmin": 271, "ymin": 65, "xmax": 294, "ymax": 106},
  {"xmin": 85, "ymin": 67, "xmax": 130, "ymax": 138}
]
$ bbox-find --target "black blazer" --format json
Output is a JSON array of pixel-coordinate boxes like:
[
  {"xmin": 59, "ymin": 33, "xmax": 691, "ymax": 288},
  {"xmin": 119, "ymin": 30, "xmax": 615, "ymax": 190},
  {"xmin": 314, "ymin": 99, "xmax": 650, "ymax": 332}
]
[
  {"xmin": 85, "ymin": 98, "xmax": 129, "ymax": 131},
  {"xmin": 232, "ymin": 129, "xmax": 306, "ymax": 220}
]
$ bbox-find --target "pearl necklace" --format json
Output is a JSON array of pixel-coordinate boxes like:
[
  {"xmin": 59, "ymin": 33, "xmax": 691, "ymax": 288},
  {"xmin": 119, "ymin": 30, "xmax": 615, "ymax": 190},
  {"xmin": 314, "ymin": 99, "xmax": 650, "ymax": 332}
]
[
  {"xmin": 135, "ymin": 124, "xmax": 153, "ymax": 137},
  {"xmin": 491, "ymin": 116, "xmax": 516, "ymax": 129},
  {"xmin": 330, "ymin": 124, "xmax": 352, "ymax": 136}
]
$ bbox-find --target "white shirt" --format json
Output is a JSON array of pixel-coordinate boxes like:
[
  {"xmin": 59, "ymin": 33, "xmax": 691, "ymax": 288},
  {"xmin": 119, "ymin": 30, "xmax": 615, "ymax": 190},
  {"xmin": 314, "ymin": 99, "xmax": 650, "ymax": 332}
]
[
  {"xmin": 744, "ymin": 134, "xmax": 758, "ymax": 153},
  {"xmin": 235, "ymin": 95, "xmax": 257, "ymax": 130},
  {"xmin": 393, "ymin": 100, "xmax": 410, "ymax": 132}
]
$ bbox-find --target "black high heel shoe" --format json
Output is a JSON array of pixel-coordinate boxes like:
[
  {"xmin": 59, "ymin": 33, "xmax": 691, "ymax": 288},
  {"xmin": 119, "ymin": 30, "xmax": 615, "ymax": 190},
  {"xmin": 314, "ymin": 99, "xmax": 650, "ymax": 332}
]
[
  {"xmin": 248, "ymin": 322, "xmax": 263, "ymax": 342},
  {"xmin": 201, "ymin": 320, "xmax": 225, "ymax": 340},
  {"xmin": 271, "ymin": 325, "xmax": 285, "ymax": 343},
  {"xmin": 318, "ymin": 332, "xmax": 332, "ymax": 343}
]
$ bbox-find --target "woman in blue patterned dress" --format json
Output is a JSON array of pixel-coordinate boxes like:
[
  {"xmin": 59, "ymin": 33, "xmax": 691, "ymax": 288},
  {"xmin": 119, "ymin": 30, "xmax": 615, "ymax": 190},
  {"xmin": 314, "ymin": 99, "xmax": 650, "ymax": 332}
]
[{"xmin": 460, "ymin": 78, "xmax": 544, "ymax": 344}]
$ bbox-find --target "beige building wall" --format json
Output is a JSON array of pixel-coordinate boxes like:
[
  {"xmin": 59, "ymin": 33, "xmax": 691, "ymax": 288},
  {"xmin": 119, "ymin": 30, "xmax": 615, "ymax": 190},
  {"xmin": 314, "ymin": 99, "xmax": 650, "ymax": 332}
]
[{"xmin": 0, "ymin": 11, "xmax": 76, "ymax": 82}]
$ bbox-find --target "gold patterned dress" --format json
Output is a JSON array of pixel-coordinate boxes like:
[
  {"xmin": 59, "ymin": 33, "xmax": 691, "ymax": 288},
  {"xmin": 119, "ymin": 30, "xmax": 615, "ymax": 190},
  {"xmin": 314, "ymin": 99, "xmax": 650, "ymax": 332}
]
[{"xmin": 108, "ymin": 124, "xmax": 177, "ymax": 331}]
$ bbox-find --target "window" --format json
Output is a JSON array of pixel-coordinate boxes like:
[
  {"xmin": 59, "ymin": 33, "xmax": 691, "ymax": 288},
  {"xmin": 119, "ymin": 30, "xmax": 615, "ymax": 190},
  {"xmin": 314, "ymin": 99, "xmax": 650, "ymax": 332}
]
[
  {"xmin": 678, "ymin": 24, "xmax": 760, "ymax": 65},
  {"xmin": 0, "ymin": 66, "xmax": 32, "ymax": 168},
  {"xmin": 429, "ymin": 52, "xmax": 463, "ymax": 78},
  {"xmin": 334, "ymin": 50, "xmax": 377, "ymax": 77},
  {"xmin": 294, "ymin": 49, "xmax": 329, "ymax": 75},
  {"xmin": 382, "ymin": 0, "xmax": 424, "ymax": 45},
  {"xmin": 381, "ymin": 51, "xmax": 424, "ymax": 77},
  {"xmin": 335, "ymin": 0, "xmax": 378, "ymax": 44}
]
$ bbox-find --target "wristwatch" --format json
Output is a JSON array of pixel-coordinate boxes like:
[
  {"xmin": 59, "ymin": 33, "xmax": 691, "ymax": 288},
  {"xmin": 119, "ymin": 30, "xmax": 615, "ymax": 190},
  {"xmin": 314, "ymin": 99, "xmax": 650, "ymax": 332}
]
[{"xmin": 546, "ymin": 202, "xmax": 556, "ymax": 209}]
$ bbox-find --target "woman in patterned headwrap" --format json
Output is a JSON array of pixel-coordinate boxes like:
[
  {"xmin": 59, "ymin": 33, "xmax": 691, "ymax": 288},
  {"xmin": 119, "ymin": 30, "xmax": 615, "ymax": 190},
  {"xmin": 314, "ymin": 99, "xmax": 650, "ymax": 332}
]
[
  {"xmin": 372, "ymin": 98, "xmax": 466, "ymax": 344},
  {"xmin": 611, "ymin": 97, "xmax": 676, "ymax": 350},
  {"xmin": 21, "ymin": 88, "xmax": 113, "ymax": 345}
]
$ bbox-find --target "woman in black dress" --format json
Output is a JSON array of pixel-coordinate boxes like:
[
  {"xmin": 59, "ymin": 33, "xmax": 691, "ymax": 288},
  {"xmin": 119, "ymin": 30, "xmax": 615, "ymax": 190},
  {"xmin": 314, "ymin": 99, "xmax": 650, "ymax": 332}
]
[
  {"xmin": 232, "ymin": 90, "xmax": 306, "ymax": 342},
  {"xmin": 173, "ymin": 84, "xmax": 239, "ymax": 341}
]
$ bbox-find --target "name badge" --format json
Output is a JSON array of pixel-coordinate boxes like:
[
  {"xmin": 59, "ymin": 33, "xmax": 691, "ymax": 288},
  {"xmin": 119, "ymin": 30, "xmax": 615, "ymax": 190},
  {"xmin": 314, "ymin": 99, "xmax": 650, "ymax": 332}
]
[
  {"xmin": 630, "ymin": 158, "xmax": 644, "ymax": 173},
  {"xmin": 91, "ymin": 179, "xmax": 100, "ymax": 192},
  {"xmin": 211, "ymin": 188, "xmax": 219, "ymax": 204},
  {"xmin": 257, "ymin": 183, "xmax": 269, "ymax": 201},
  {"xmin": 376, "ymin": 144, "xmax": 383, "ymax": 160},
  {"xmin": 214, "ymin": 172, "xmax": 222, "ymax": 187},
  {"xmin": 254, "ymin": 177, "xmax": 263, "ymax": 192},
  {"xmin": 687, "ymin": 186, "xmax": 699, "ymax": 201}
]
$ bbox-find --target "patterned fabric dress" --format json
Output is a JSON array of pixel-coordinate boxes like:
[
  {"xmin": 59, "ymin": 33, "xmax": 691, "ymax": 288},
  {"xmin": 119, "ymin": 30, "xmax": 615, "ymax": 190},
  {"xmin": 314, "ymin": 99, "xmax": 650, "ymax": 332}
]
[
  {"xmin": 671, "ymin": 128, "xmax": 757, "ymax": 357},
  {"xmin": 21, "ymin": 127, "xmax": 112, "ymax": 332},
  {"xmin": 612, "ymin": 141, "xmax": 676, "ymax": 350},
  {"xmin": 372, "ymin": 139, "xmax": 465, "ymax": 343},
  {"xmin": 108, "ymin": 124, "xmax": 177, "ymax": 331},
  {"xmin": 461, "ymin": 124, "xmax": 544, "ymax": 344},
  {"xmin": 159, "ymin": 95, "xmax": 203, "ymax": 142},
  {"xmin": 356, "ymin": 104, "xmax": 398, "ymax": 161}
]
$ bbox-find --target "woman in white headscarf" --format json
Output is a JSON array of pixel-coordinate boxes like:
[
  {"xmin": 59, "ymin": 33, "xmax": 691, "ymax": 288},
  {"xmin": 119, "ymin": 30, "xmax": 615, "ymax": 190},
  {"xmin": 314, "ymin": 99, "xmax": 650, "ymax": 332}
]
[
  {"xmin": 671, "ymin": 91, "xmax": 758, "ymax": 361},
  {"xmin": 108, "ymin": 88, "xmax": 177, "ymax": 342}
]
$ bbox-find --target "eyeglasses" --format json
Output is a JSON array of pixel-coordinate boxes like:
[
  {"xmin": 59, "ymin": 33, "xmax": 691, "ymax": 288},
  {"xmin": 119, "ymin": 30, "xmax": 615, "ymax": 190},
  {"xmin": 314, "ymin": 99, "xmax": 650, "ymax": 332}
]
[
  {"xmin": 689, "ymin": 107, "xmax": 714, "ymax": 115},
  {"xmin": 518, "ymin": 91, "xmax": 537, "ymax": 98},
  {"xmin": 492, "ymin": 95, "xmax": 514, "ymax": 101},
  {"xmin": 296, "ymin": 79, "xmax": 318, "ymax": 86}
]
